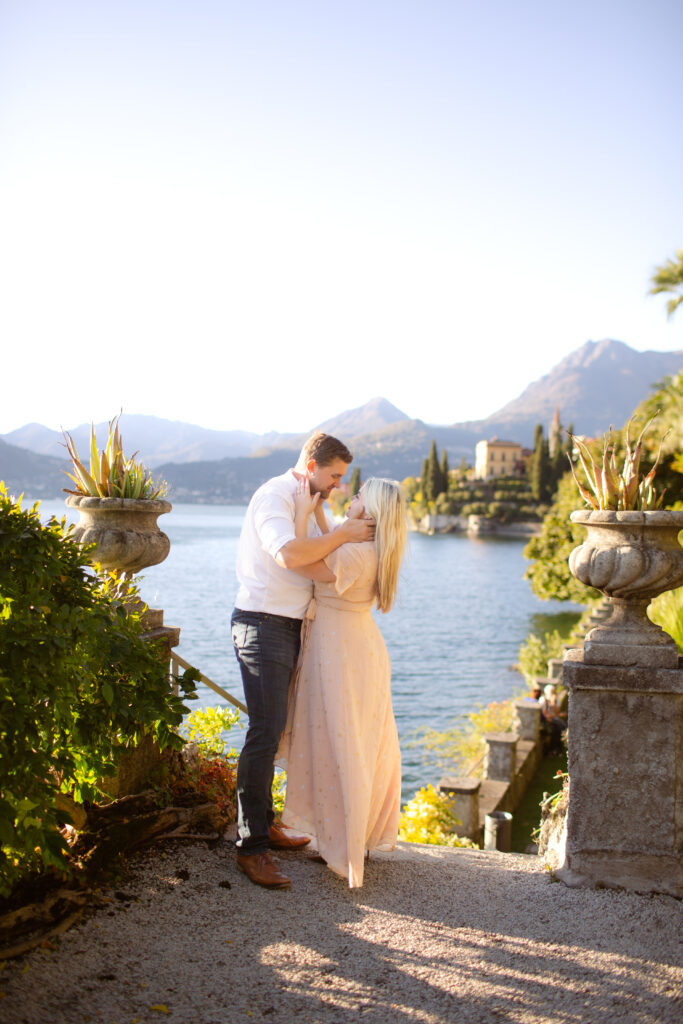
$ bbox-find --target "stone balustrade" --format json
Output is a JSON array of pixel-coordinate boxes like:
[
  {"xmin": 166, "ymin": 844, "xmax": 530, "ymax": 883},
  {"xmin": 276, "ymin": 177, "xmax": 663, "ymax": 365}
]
[
  {"xmin": 484, "ymin": 732, "xmax": 517, "ymax": 781},
  {"xmin": 437, "ymin": 777, "xmax": 481, "ymax": 838},
  {"xmin": 438, "ymin": 698, "xmax": 545, "ymax": 845}
]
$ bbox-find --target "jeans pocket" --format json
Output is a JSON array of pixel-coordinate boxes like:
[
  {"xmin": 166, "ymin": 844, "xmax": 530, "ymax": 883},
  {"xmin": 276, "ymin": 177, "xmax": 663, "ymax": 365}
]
[{"xmin": 232, "ymin": 620, "xmax": 253, "ymax": 653}]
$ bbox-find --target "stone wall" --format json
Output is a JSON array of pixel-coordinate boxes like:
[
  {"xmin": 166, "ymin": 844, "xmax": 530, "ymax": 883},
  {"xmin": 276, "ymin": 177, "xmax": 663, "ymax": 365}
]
[{"xmin": 415, "ymin": 514, "xmax": 540, "ymax": 537}]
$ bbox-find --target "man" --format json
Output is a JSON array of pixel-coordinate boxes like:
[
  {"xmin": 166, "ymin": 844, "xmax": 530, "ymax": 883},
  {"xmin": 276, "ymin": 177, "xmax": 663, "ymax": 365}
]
[{"xmin": 231, "ymin": 432, "xmax": 374, "ymax": 888}]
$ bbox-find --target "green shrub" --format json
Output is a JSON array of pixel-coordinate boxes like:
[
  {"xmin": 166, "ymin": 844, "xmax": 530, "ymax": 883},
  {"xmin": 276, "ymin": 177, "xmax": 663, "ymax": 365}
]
[
  {"xmin": 461, "ymin": 502, "xmax": 487, "ymax": 516},
  {"xmin": 488, "ymin": 501, "xmax": 512, "ymax": 521},
  {"xmin": 524, "ymin": 474, "xmax": 597, "ymax": 603},
  {"xmin": 402, "ymin": 477, "xmax": 420, "ymax": 501},
  {"xmin": 180, "ymin": 704, "xmax": 241, "ymax": 758},
  {"xmin": 0, "ymin": 487, "xmax": 198, "ymax": 896},
  {"xmin": 434, "ymin": 494, "xmax": 457, "ymax": 515},
  {"xmin": 517, "ymin": 630, "xmax": 565, "ymax": 684},
  {"xmin": 398, "ymin": 784, "xmax": 477, "ymax": 848},
  {"xmin": 413, "ymin": 699, "xmax": 519, "ymax": 778},
  {"xmin": 648, "ymin": 585, "xmax": 683, "ymax": 651}
]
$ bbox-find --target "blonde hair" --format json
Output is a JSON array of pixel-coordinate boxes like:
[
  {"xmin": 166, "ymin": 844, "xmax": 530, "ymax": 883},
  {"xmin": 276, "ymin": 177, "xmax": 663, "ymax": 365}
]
[{"xmin": 360, "ymin": 478, "xmax": 407, "ymax": 613}]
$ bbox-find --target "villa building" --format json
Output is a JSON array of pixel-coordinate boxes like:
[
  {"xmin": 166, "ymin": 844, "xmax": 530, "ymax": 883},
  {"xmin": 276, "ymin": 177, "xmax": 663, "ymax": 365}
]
[{"xmin": 474, "ymin": 438, "xmax": 525, "ymax": 480}]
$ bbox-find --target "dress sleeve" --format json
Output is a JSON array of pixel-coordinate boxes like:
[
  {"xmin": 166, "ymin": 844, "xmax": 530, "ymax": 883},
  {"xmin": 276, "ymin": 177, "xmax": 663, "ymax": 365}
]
[{"xmin": 324, "ymin": 543, "xmax": 369, "ymax": 596}]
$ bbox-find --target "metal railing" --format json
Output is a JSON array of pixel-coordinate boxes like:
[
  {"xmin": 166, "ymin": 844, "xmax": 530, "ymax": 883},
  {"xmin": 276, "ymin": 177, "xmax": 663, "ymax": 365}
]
[{"xmin": 170, "ymin": 650, "xmax": 248, "ymax": 715}]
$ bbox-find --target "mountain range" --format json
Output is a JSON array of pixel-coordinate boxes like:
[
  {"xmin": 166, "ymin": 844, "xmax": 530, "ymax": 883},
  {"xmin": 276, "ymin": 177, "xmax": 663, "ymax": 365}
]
[{"xmin": 3, "ymin": 339, "xmax": 681, "ymax": 502}]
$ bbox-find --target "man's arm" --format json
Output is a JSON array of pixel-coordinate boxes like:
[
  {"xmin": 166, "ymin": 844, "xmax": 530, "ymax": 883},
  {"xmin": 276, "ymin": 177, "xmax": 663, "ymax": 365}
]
[
  {"xmin": 275, "ymin": 517, "xmax": 373, "ymax": 569},
  {"xmin": 288, "ymin": 560, "xmax": 336, "ymax": 582}
]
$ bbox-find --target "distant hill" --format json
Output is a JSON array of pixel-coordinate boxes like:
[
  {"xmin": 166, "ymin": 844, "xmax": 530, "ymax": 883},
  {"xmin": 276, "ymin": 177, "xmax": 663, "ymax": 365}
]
[
  {"xmin": 316, "ymin": 397, "xmax": 410, "ymax": 438},
  {"xmin": 248, "ymin": 397, "xmax": 414, "ymax": 457},
  {"xmin": 3, "ymin": 339, "xmax": 681, "ymax": 503},
  {"xmin": 2, "ymin": 415, "xmax": 269, "ymax": 466},
  {"xmin": 158, "ymin": 422, "xmax": 481, "ymax": 504},
  {"xmin": 156, "ymin": 449, "xmax": 302, "ymax": 505},
  {"xmin": 0, "ymin": 438, "xmax": 67, "ymax": 499},
  {"xmin": 458, "ymin": 339, "xmax": 683, "ymax": 443}
]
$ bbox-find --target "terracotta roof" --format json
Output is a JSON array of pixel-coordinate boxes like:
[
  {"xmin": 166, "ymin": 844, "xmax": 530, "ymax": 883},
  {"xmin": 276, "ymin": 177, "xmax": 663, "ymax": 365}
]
[{"xmin": 478, "ymin": 438, "xmax": 522, "ymax": 447}]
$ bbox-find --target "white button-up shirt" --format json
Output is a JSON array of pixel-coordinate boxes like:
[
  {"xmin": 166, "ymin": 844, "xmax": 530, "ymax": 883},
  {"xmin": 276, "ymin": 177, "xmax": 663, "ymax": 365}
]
[{"xmin": 234, "ymin": 470, "xmax": 319, "ymax": 618}]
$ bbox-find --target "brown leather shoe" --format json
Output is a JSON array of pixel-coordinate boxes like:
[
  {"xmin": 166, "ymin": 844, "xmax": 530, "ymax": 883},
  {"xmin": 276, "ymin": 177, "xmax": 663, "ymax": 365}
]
[
  {"xmin": 269, "ymin": 823, "xmax": 311, "ymax": 850},
  {"xmin": 236, "ymin": 852, "xmax": 291, "ymax": 888}
]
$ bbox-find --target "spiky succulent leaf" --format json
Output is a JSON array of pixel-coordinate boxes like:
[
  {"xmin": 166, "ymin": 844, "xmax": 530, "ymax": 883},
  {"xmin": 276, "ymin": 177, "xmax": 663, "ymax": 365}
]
[
  {"xmin": 600, "ymin": 443, "xmax": 619, "ymax": 508},
  {"xmin": 568, "ymin": 458, "xmax": 599, "ymax": 509}
]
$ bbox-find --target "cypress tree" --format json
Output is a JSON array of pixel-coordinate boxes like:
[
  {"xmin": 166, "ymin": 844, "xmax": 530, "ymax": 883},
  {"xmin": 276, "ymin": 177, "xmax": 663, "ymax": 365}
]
[
  {"xmin": 551, "ymin": 417, "xmax": 567, "ymax": 489},
  {"xmin": 531, "ymin": 428, "xmax": 551, "ymax": 502},
  {"xmin": 527, "ymin": 425, "xmax": 543, "ymax": 491},
  {"xmin": 425, "ymin": 440, "xmax": 443, "ymax": 500},
  {"xmin": 348, "ymin": 467, "xmax": 361, "ymax": 500},
  {"xmin": 421, "ymin": 457, "xmax": 430, "ymax": 499},
  {"xmin": 440, "ymin": 449, "xmax": 450, "ymax": 492}
]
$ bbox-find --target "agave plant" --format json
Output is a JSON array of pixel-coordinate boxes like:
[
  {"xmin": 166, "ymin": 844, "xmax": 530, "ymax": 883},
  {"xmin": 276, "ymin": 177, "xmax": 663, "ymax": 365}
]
[
  {"xmin": 568, "ymin": 415, "xmax": 668, "ymax": 511},
  {"xmin": 62, "ymin": 414, "xmax": 168, "ymax": 500}
]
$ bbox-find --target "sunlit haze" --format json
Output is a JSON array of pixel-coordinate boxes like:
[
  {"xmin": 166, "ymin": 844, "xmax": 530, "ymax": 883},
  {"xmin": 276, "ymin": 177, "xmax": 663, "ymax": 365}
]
[{"xmin": 1, "ymin": 1, "xmax": 681, "ymax": 435}]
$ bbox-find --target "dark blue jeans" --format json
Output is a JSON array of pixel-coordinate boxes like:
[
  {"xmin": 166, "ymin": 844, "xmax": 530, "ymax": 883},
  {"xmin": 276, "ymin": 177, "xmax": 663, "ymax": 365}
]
[{"xmin": 231, "ymin": 608, "xmax": 302, "ymax": 854}]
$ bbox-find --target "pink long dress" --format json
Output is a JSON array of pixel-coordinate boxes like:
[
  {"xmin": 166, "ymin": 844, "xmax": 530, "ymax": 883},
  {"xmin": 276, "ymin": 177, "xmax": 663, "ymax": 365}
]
[{"xmin": 278, "ymin": 541, "xmax": 401, "ymax": 887}]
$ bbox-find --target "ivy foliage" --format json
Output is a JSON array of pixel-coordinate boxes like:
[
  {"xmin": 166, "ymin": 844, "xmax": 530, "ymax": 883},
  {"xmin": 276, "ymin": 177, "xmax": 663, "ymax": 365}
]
[{"xmin": 0, "ymin": 486, "xmax": 198, "ymax": 895}]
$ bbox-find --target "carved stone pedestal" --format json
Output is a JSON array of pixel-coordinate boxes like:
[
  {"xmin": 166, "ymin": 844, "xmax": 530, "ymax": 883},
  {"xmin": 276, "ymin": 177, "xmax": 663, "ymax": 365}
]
[{"xmin": 559, "ymin": 649, "xmax": 683, "ymax": 897}]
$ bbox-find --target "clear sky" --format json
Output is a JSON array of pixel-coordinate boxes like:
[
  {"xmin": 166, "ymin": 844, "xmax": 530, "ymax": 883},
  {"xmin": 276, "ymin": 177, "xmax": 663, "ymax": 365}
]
[{"xmin": 1, "ymin": 0, "xmax": 682, "ymax": 436}]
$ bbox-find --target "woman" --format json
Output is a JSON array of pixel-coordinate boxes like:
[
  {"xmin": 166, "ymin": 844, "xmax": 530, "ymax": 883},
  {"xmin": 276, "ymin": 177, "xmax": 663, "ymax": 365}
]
[{"xmin": 277, "ymin": 477, "xmax": 407, "ymax": 887}]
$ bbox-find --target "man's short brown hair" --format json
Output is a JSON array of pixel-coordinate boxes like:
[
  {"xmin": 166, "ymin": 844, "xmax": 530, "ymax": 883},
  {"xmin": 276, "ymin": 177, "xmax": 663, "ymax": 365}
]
[{"xmin": 299, "ymin": 432, "xmax": 353, "ymax": 467}]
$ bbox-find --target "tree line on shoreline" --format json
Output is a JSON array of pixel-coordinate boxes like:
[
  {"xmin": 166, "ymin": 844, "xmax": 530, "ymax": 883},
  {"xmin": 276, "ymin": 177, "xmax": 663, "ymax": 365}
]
[{"xmin": 391, "ymin": 419, "xmax": 574, "ymax": 526}]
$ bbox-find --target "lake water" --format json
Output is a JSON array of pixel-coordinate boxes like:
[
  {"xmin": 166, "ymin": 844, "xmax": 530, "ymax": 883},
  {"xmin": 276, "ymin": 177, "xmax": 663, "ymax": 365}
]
[{"xmin": 36, "ymin": 501, "xmax": 580, "ymax": 801}]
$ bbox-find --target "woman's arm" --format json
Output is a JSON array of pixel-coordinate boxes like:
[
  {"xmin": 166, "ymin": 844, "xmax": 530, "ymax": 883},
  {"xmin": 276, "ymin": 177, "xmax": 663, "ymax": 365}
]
[
  {"xmin": 293, "ymin": 475, "xmax": 320, "ymax": 540},
  {"xmin": 314, "ymin": 499, "xmax": 330, "ymax": 534}
]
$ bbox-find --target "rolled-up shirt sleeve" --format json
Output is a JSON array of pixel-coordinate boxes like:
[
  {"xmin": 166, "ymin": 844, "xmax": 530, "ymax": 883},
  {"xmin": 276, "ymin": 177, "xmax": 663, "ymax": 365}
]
[{"xmin": 253, "ymin": 491, "xmax": 296, "ymax": 560}]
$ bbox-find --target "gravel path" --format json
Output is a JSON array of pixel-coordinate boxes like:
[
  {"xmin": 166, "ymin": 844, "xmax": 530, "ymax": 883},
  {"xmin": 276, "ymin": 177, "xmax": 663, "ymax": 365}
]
[{"xmin": 1, "ymin": 840, "xmax": 681, "ymax": 1024}]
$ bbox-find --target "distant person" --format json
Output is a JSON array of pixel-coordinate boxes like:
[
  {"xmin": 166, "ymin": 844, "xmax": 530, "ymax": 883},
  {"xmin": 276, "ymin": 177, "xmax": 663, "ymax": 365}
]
[
  {"xmin": 231, "ymin": 432, "xmax": 374, "ymax": 889},
  {"xmin": 538, "ymin": 683, "xmax": 567, "ymax": 754},
  {"xmin": 277, "ymin": 476, "xmax": 408, "ymax": 887}
]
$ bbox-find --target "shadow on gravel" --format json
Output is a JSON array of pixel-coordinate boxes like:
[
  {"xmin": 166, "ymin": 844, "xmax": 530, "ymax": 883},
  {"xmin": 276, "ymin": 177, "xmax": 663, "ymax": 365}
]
[
  {"xmin": 199, "ymin": 845, "xmax": 681, "ymax": 1024},
  {"xmin": 1, "ymin": 843, "xmax": 680, "ymax": 1024}
]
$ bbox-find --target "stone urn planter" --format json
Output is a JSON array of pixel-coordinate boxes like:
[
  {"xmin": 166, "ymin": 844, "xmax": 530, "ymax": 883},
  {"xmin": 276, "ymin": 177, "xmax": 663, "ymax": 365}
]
[
  {"xmin": 568, "ymin": 509, "xmax": 683, "ymax": 668},
  {"xmin": 65, "ymin": 495, "xmax": 172, "ymax": 574}
]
